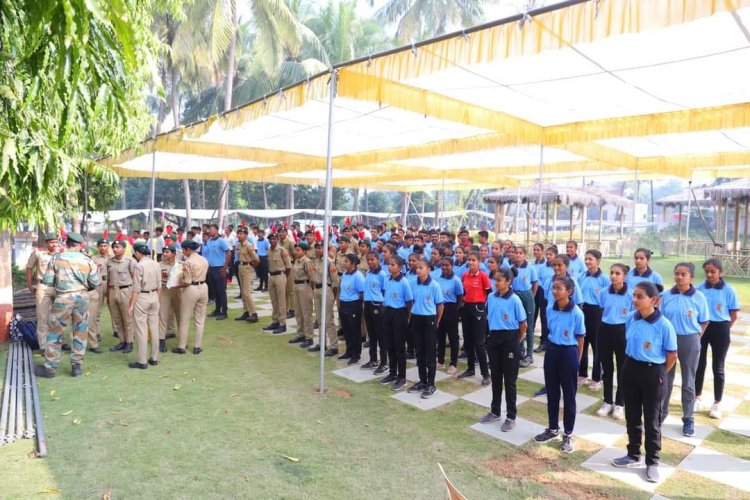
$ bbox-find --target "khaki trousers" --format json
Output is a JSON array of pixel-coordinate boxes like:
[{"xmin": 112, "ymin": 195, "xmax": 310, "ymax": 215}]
[
  {"xmin": 239, "ymin": 264, "xmax": 256, "ymax": 314},
  {"xmin": 35, "ymin": 283, "xmax": 54, "ymax": 349},
  {"xmin": 314, "ymin": 286, "xmax": 336, "ymax": 349},
  {"xmin": 293, "ymin": 284, "xmax": 314, "ymax": 340},
  {"xmin": 109, "ymin": 287, "xmax": 134, "ymax": 343},
  {"xmin": 134, "ymin": 292, "xmax": 160, "ymax": 364},
  {"xmin": 286, "ymin": 271, "xmax": 295, "ymax": 312},
  {"xmin": 159, "ymin": 287, "xmax": 181, "ymax": 339},
  {"xmin": 269, "ymin": 274, "xmax": 287, "ymax": 325},
  {"xmin": 87, "ymin": 288, "xmax": 105, "ymax": 347},
  {"xmin": 178, "ymin": 283, "xmax": 208, "ymax": 349}
]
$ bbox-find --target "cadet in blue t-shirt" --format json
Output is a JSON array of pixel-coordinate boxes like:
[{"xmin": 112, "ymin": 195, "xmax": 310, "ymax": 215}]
[
  {"xmin": 404, "ymin": 253, "xmax": 420, "ymax": 359},
  {"xmin": 596, "ymin": 263, "xmax": 633, "ymax": 420},
  {"xmin": 453, "ymin": 247, "xmax": 468, "ymax": 279},
  {"xmin": 429, "ymin": 247, "xmax": 443, "ymax": 280},
  {"xmin": 612, "ymin": 281, "xmax": 677, "ymax": 484},
  {"xmin": 379, "ymin": 255, "xmax": 413, "ymax": 391},
  {"xmin": 534, "ymin": 276, "xmax": 585, "ymax": 454},
  {"xmin": 480, "ymin": 268, "xmax": 527, "ymax": 432},
  {"xmin": 511, "ymin": 246, "xmax": 538, "ymax": 367},
  {"xmin": 435, "ymin": 258, "xmax": 463, "ymax": 375},
  {"xmin": 362, "ymin": 251, "xmax": 388, "ymax": 372},
  {"xmin": 695, "ymin": 258, "xmax": 740, "ymax": 419},
  {"xmin": 544, "ymin": 254, "xmax": 584, "ymax": 305},
  {"xmin": 406, "ymin": 258, "xmax": 444, "ymax": 399},
  {"xmin": 627, "ymin": 248, "xmax": 664, "ymax": 292},
  {"xmin": 565, "ymin": 240, "xmax": 586, "ymax": 281},
  {"xmin": 338, "ymin": 254, "xmax": 366, "ymax": 365},
  {"xmin": 577, "ymin": 249, "xmax": 611, "ymax": 389},
  {"xmin": 659, "ymin": 262, "xmax": 709, "ymax": 436},
  {"xmin": 534, "ymin": 246, "xmax": 558, "ymax": 354},
  {"xmin": 530, "ymin": 243, "xmax": 547, "ymax": 346}
]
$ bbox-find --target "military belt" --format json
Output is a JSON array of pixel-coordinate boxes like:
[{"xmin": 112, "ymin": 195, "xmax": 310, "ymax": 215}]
[
  {"xmin": 191, "ymin": 281, "xmax": 206, "ymax": 285},
  {"xmin": 294, "ymin": 279, "xmax": 309, "ymax": 285},
  {"xmin": 269, "ymin": 271, "xmax": 282, "ymax": 276},
  {"xmin": 118, "ymin": 285, "xmax": 132, "ymax": 289}
]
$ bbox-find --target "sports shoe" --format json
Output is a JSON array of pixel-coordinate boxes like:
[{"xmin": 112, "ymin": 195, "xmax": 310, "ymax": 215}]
[
  {"xmin": 645, "ymin": 465, "xmax": 660, "ymax": 483},
  {"xmin": 436, "ymin": 362, "xmax": 445, "ymax": 370},
  {"xmin": 392, "ymin": 378, "xmax": 406, "ymax": 391},
  {"xmin": 246, "ymin": 313, "xmax": 259, "ymax": 323},
  {"xmin": 534, "ymin": 386, "xmax": 547, "ymax": 397},
  {"xmin": 379, "ymin": 374, "xmax": 397, "ymax": 385},
  {"xmin": 534, "ymin": 428, "xmax": 560, "ymax": 443},
  {"xmin": 612, "ymin": 405, "xmax": 625, "ymax": 420},
  {"xmin": 262, "ymin": 323, "xmax": 280, "ymax": 331},
  {"xmin": 519, "ymin": 357, "xmax": 531, "ymax": 368},
  {"xmin": 457, "ymin": 370, "xmax": 475, "ymax": 380},
  {"xmin": 682, "ymin": 418, "xmax": 695, "ymax": 437},
  {"xmin": 288, "ymin": 335, "xmax": 306, "ymax": 344},
  {"xmin": 360, "ymin": 360, "xmax": 378, "ymax": 370},
  {"xmin": 480, "ymin": 412, "xmax": 500, "ymax": 424},
  {"xmin": 596, "ymin": 403, "xmax": 613, "ymax": 417},
  {"xmin": 577, "ymin": 376, "xmax": 588, "ymax": 387},
  {"xmin": 481, "ymin": 376, "xmax": 491, "ymax": 386},
  {"xmin": 693, "ymin": 398, "xmax": 702, "ymax": 413},
  {"xmin": 588, "ymin": 380, "xmax": 602, "ymax": 391},
  {"xmin": 271, "ymin": 325, "xmax": 287, "ymax": 335},
  {"xmin": 501, "ymin": 418, "xmax": 516, "ymax": 432},
  {"xmin": 561, "ymin": 434, "xmax": 575, "ymax": 453},
  {"xmin": 299, "ymin": 339, "xmax": 313, "ymax": 348},
  {"xmin": 374, "ymin": 364, "xmax": 388, "ymax": 375},
  {"xmin": 709, "ymin": 403, "xmax": 722, "ymax": 419},
  {"xmin": 533, "ymin": 343, "xmax": 547, "ymax": 353},
  {"xmin": 446, "ymin": 365, "xmax": 457, "ymax": 376},
  {"xmin": 421, "ymin": 386, "xmax": 437, "ymax": 399},
  {"xmin": 612, "ymin": 455, "xmax": 641, "ymax": 468},
  {"xmin": 407, "ymin": 382, "xmax": 426, "ymax": 394}
]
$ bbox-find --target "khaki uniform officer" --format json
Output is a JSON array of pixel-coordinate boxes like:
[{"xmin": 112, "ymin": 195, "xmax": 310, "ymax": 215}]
[
  {"xmin": 108, "ymin": 240, "xmax": 136, "ymax": 353},
  {"xmin": 288, "ymin": 244, "xmax": 315, "ymax": 348},
  {"xmin": 26, "ymin": 232, "xmax": 59, "ymax": 350},
  {"xmin": 128, "ymin": 243, "xmax": 161, "ymax": 369},
  {"xmin": 87, "ymin": 239, "xmax": 111, "ymax": 353},
  {"xmin": 174, "ymin": 239, "xmax": 209, "ymax": 355},
  {"xmin": 308, "ymin": 242, "xmax": 339, "ymax": 356},
  {"xmin": 278, "ymin": 228, "xmax": 296, "ymax": 319},
  {"xmin": 158, "ymin": 244, "xmax": 181, "ymax": 352},
  {"xmin": 262, "ymin": 233, "xmax": 292, "ymax": 335},
  {"xmin": 235, "ymin": 228, "xmax": 260, "ymax": 323}
]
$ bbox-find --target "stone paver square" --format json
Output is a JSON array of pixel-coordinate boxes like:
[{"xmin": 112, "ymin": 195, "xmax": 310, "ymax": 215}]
[
  {"xmin": 333, "ymin": 365, "xmax": 382, "ymax": 383},
  {"xmin": 392, "ymin": 389, "xmax": 458, "ymax": 411},
  {"xmin": 470, "ymin": 417, "xmax": 544, "ymax": 446},
  {"xmin": 518, "ymin": 367, "xmax": 546, "ymax": 385},
  {"xmin": 574, "ymin": 413, "xmax": 626, "ymax": 447},
  {"xmin": 581, "ymin": 447, "xmax": 676, "ymax": 493},
  {"xmin": 228, "ymin": 301, "xmax": 244, "ymax": 310},
  {"xmin": 405, "ymin": 366, "xmax": 451, "ymax": 383},
  {"xmin": 461, "ymin": 385, "xmax": 529, "ymax": 411},
  {"xmin": 679, "ymin": 446, "xmax": 750, "ymax": 492},
  {"xmin": 718, "ymin": 415, "xmax": 750, "ymax": 438},
  {"xmin": 661, "ymin": 414, "xmax": 713, "ymax": 447}
]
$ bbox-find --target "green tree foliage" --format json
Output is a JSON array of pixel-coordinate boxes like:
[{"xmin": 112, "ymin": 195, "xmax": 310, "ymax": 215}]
[{"xmin": 374, "ymin": 0, "xmax": 487, "ymax": 43}]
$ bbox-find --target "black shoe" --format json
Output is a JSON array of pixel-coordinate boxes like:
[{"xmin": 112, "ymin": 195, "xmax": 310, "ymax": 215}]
[
  {"xmin": 361, "ymin": 337, "xmax": 366, "ymax": 344},
  {"xmin": 374, "ymin": 364, "xmax": 388, "ymax": 375},
  {"xmin": 71, "ymin": 363, "xmax": 82, "ymax": 377},
  {"xmin": 360, "ymin": 360, "xmax": 377, "ymax": 370},
  {"xmin": 289, "ymin": 335, "xmax": 306, "ymax": 344},
  {"xmin": 457, "ymin": 351, "xmax": 468, "ymax": 360},
  {"xmin": 128, "ymin": 362, "xmax": 148, "ymax": 370},
  {"xmin": 246, "ymin": 313, "xmax": 259, "ymax": 323},
  {"xmin": 272, "ymin": 325, "xmax": 287, "ymax": 335},
  {"xmin": 89, "ymin": 347, "xmax": 103, "ymax": 354},
  {"xmin": 286, "ymin": 310, "xmax": 295, "ymax": 319},
  {"xmin": 255, "ymin": 286, "xmax": 263, "ymax": 291},
  {"xmin": 300, "ymin": 339, "xmax": 314, "ymax": 348},
  {"xmin": 347, "ymin": 357, "xmax": 360, "ymax": 366},
  {"xmin": 324, "ymin": 348, "xmax": 339, "ymax": 357},
  {"xmin": 159, "ymin": 340, "xmax": 167, "ymax": 353},
  {"xmin": 235, "ymin": 294, "xmax": 242, "ymax": 300},
  {"xmin": 338, "ymin": 353, "xmax": 351, "ymax": 360},
  {"xmin": 148, "ymin": 358, "xmax": 159, "ymax": 366},
  {"xmin": 215, "ymin": 313, "xmax": 228, "ymax": 321},
  {"xmin": 209, "ymin": 310, "xmax": 220, "ymax": 317},
  {"xmin": 380, "ymin": 374, "xmax": 397, "ymax": 385},
  {"xmin": 263, "ymin": 323, "xmax": 280, "ymax": 331},
  {"xmin": 457, "ymin": 370, "xmax": 475, "ymax": 380},
  {"xmin": 392, "ymin": 378, "xmax": 406, "ymax": 391},
  {"xmin": 61, "ymin": 343, "xmax": 71, "ymax": 352},
  {"xmin": 534, "ymin": 386, "xmax": 547, "ymax": 397},
  {"xmin": 113, "ymin": 332, "xmax": 119, "ymax": 338},
  {"xmin": 421, "ymin": 385, "xmax": 437, "ymax": 399},
  {"xmin": 407, "ymin": 382, "xmax": 426, "ymax": 394},
  {"xmin": 534, "ymin": 343, "xmax": 547, "ymax": 353},
  {"xmin": 172, "ymin": 347, "xmax": 186, "ymax": 354},
  {"xmin": 34, "ymin": 365, "xmax": 55, "ymax": 378},
  {"xmin": 534, "ymin": 428, "xmax": 560, "ymax": 443},
  {"xmin": 193, "ymin": 347, "xmax": 203, "ymax": 355},
  {"xmin": 123, "ymin": 342, "xmax": 133, "ymax": 354},
  {"xmin": 405, "ymin": 352, "xmax": 416, "ymax": 360},
  {"xmin": 313, "ymin": 321, "xmax": 319, "ymax": 329},
  {"xmin": 308, "ymin": 344, "xmax": 321, "ymax": 352},
  {"xmin": 109, "ymin": 342, "xmax": 126, "ymax": 352},
  {"xmin": 96, "ymin": 334, "xmax": 101, "ymax": 342},
  {"xmin": 235, "ymin": 312, "xmax": 250, "ymax": 321},
  {"xmin": 165, "ymin": 333, "xmax": 176, "ymax": 339}
]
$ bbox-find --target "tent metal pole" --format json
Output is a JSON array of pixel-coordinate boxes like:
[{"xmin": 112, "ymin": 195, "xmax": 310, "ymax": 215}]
[
  {"xmin": 319, "ymin": 69, "xmax": 337, "ymax": 394},
  {"xmin": 684, "ymin": 181, "xmax": 693, "ymax": 260},
  {"xmin": 148, "ymin": 140, "xmax": 157, "ymax": 235},
  {"xmin": 743, "ymin": 201, "xmax": 749, "ymax": 250},
  {"xmin": 538, "ymin": 145, "xmax": 544, "ymax": 243}
]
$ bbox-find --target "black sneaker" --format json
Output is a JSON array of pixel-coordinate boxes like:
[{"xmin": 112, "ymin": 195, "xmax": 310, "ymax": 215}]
[
  {"xmin": 109, "ymin": 342, "xmax": 126, "ymax": 352},
  {"xmin": 215, "ymin": 313, "xmax": 228, "ymax": 321},
  {"xmin": 308, "ymin": 344, "xmax": 321, "ymax": 352},
  {"xmin": 534, "ymin": 428, "xmax": 560, "ymax": 443},
  {"xmin": 71, "ymin": 364, "xmax": 83, "ymax": 377},
  {"xmin": 407, "ymin": 382, "xmax": 426, "ymax": 394},
  {"xmin": 288, "ymin": 335, "xmax": 306, "ymax": 344},
  {"xmin": 299, "ymin": 339, "xmax": 313, "ymax": 348},
  {"xmin": 360, "ymin": 360, "xmax": 377, "ymax": 370},
  {"xmin": 235, "ymin": 312, "xmax": 250, "ymax": 321},
  {"xmin": 421, "ymin": 385, "xmax": 437, "ymax": 399},
  {"xmin": 286, "ymin": 310, "xmax": 295, "ymax": 319},
  {"xmin": 346, "ymin": 357, "xmax": 360, "ymax": 366},
  {"xmin": 262, "ymin": 323, "xmax": 280, "ymax": 331},
  {"xmin": 457, "ymin": 351, "xmax": 468, "ymax": 360},
  {"xmin": 612, "ymin": 455, "xmax": 641, "ymax": 468},
  {"xmin": 480, "ymin": 412, "xmax": 500, "ymax": 424},
  {"xmin": 533, "ymin": 343, "xmax": 547, "ymax": 353},
  {"xmin": 159, "ymin": 339, "xmax": 167, "ymax": 353},
  {"xmin": 123, "ymin": 343, "xmax": 133, "ymax": 354},
  {"xmin": 374, "ymin": 364, "xmax": 388, "ymax": 375},
  {"xmin": 534, "ymin": 386, "xmax": 547, "ymax": 397},
  {"xmin": 392, "ymin": 378, "xmax": 406, "ymax": 391},
  {"xmin": 246, "ymin": 313, "xmax": 259, "ymax": 323},
  {"xmin": 193, "ymin": 347, "xmax": 203, "ymax": 355},
  {"xmin": 457, "ymin": 370, "xmax": 475, "ymax": 380},
  {"xmin": 337, "ymin": 353, "xmax": 351, "ymax": 360},
  {"xmin": 324, "ymin": 348, "xmax": 339, "ymax": 357},
  {"xmin": 271, "ymin": 325, "xmax": 287, "ymax": 335},
  {"xmin": 88, "ymin": 347, "xmax": 103, "ymax": 354},
  {"xmin": 380, "ymin": 374, "xmax": 397, "ymax": 385}
]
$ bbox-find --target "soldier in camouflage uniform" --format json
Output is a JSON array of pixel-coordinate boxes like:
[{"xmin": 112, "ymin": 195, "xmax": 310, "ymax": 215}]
[
  {"xmin": 34, "ymin": 232, "xmax": 99, "ymax": 378},
  {"xmin": 25, "ymin": 232, "xmax": 59, "ymax": 350}
]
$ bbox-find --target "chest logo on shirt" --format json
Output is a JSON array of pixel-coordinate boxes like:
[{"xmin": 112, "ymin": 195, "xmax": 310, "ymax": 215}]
[
  {"xmin": 595, "ymin": 289, "xmax": 600, "ymax": 295},
  {"xmin": 643, "ymin": 341, "xmax": 651, "ymax": 350},
  {"xmin": 621, "ymin": 308, "xmax": 628, "ymax": 315},
  {"xmin": 503, "ymin": 313, "xmax": 509, "ymax": 321},
  {"xmin": 445, "ymin": 290, "xmax": 452, "ymax": 297},
  {"xmin": 716, "ymin": 304, "xmax": 723, "ymax": 312},
  {"xmin": 424, "ymin": 296, "xmax": 432, "ymax": 304},
  {"xmin": 563, "ymin": 330, "xmax": 569, "ymax": 337},
  {"xmin": 686, "ymin": 310, "xmax": 693, "ymax": 318},
  {"xmin": 392, "ymin": 292, "xmax": 398, "ymax": 300}
]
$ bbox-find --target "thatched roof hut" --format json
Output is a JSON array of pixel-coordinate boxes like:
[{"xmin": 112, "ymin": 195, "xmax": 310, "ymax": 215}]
[
  {"xmin": 483, "ymin": 184, "xmax": 630, "ymax": 207},
  {"xmin": 704, "ymin": 178, "xmax": 750, "ymax": 203},
  {"xmin": 656, "ymin": 189, "xmax": 712, "ymax": 208}
]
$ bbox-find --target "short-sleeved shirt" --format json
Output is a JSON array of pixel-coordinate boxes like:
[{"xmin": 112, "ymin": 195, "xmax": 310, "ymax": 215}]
[
  {"xmin": 544, "ymin": 274, "xmax": 583, "ymax": 305},
  {"xmin": 108, "ymin": 256, "xmax": 135, "ymax": 287},
  {"xmin": 364, "ymin": 267, "xmax": 387, "ymax": 302},
  {"xmin": 436, "ymin": 273, "xmax": 463, "ymax": 304},
  {"xmin": 92, "ymin": 255, "xmax": 109, "ymax": 289},
  {"xmin": 598, "ymin": 284, "xmax": 634, "ymax": 325},
  {"xmin": 255, "ymin": 237, "xmax": 270, "ymax": 257},
  {"xmin": 405, "ymin": 270, "xmax": 419, "ymax": 291},
  {"xmin": 43, "ymin": 251, "xmax": 100, "ymax": 293},
  {"xmin": 545, "ymin": 300, "xmax": 586, "ymax": 346},
  {"xmin": 627, "ymin": 267, "xmax": 664, "ymax": 291},
  {"xmin": 384, "ymin": 274, "xmax": 413, "ymax": 308},
  {"xmin": 453, "ymin": 260, "xmax": 468, "ymax": 279},
  {"xmin": 578, "ymin": 269, "xmax": 611, "ymax": 305},
  {"xmin": 292, "ymin": 256, "xmax": 313, "ymax": 283},
  {"xmin": 462, "ymin": 270, "xmax": 491, "ymax": 304},
  {"xmin": 625, "ymin": 309, "xmax": 677, "ymax": 364},
  {"xmin": 26, "ymin": 249, "xmax": 56, "ymax": 282},
  {"xmin": 238, "ymin": 240, "xmax": 260, "ymax": 265},
  {"xmin": 158, "ymin": 260, "xmax": 176, "ymax": 286},
  {"xmin": 339, "ymin": 270, "xmax": 365, "ymax": 302},
  {"xmin": 660, "ymin": 286, "xmax": 709, "ymax": 335},
  {"xmin": 180, "ymin": 253, "xmax": 209, "ymax": 284},
  {"xmin": 697, "ymin": 279, "xmax": 740, "ymax": 322},
  {"xmin": 511, "ymin": 261, "xmax": 538, "ymax": 293},
  {"xmin": 202, "ymin": 236, "xmax": 230, "ymax": 267},
  {"xmin": 567, "ymin": 255, "xmax": 586, "ymax": 281},
  {"xmin": 530, "ymin": 258, "xmax": 547, "ymax": 284},
  {"xmin": 268, "ymin": 246, "xmax": 292, "ymax": 273},
  {"xmin": 537, "ymin": 262, "xmax": 555, "ymax": 296},
  {"xmin": 487, "ymin": 290, "xmax": 527, "ymax": 331},
  {"xmin": 133, "ymin": 258, "xmax": 161, "ymax": 294},
  {"xmin": 410, "ymin": 276, "xmax": 444, "ymax": 316}
]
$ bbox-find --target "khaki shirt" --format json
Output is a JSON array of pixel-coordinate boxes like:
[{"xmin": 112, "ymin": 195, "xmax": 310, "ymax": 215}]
[
  {"xmin": 334, "ymin": 248, "xmax": 354, "ymax": 275},
  {"xmin": 26, "ymin": 249, "xmax": 56, "ymax": 282},
  {"xmin": 238, "ymin": 240, "xmax": 260, "ymax": 265},
  {"xmin": 310, "ymin": 256, "xmax": 338, "ymax": 287},
  {"xmin": 357, "ymin": 253, "xmax": 369, "ymax": 275},
  {"xmin": 159, "ymin": 260, "xmax": 176, "ymax": 286},
  {"xmin": 292, "ymin": 256, "xmax": 313, "ymax": 283},
  {"xmin": 181, "ymin": 253, "xmax": 209, "ymax": 285},
  {"xmin": 108, "ymin": 256, "xmax": 135, "ymax": 288},
  {"xmin": 134, "ymin": 258, "xmax": 161, "ymax": 293},
  {"xmin": 92, "ymin": 255, "xmax": 109, "ymax": 289},
  {"xmin": 268, "ymin": 246, "xmax": 292, "ymax": 273},
  {"xmin": 278, "ymin": 237, "xmax": 295, "ymax": 261}
]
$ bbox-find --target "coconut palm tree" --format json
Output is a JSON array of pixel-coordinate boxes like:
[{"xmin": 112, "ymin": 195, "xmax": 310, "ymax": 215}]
[{"xmin": 374, "ymin": 0, "xmax": 487, "ymax": 43}]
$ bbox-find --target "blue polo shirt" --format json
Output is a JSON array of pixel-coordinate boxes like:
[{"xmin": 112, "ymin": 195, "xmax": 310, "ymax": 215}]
[
  {"xmin": 530, "ymin": 258, "xmax": 546, "ymax": 283},
  {"xmin": 537, "ymin": 262, "xmax": 555, "ymax": 295},
  {"xmin": 567, "ymin": 255, "xmax": 586, "ymax": 281},
  {"xmin": 697, "ymin": 279, "xmax": 740, "ymax": 322},
  {"xmin": 453, "ymin": 260, "xmax": 468, "ymax": 279},
  {"xmin": 384, "ymin": 274, "xmax": 413, "ymax": 308},
  {"xmin": 487, "ymin": 290, "xmax": 527, "ymax": 331},
  {"xmin": 397, "ymin": 245, "xmax": 413, "ymax": 261},
  {"xmin": 660, "ymin": 286, "xmax": 709, "ymax": 335},
  {"xmin": 405, "ymin": 270, "xmax": 419, "ymax": 291},
  {"xmin": 429, "ymin": 265, "xmax": 443, "ymax": 281},
  {"xmin": 546, "ymin": 300, "xmax": 586, "ymax": 346},
  {"xmin": 202, "ymin": 236, "xmax": 230, "ymax": 267},
  {"xmin": 255, "ymin": 237, "xmax": 270, "ymax": 257},
  {"xmin": 544, "ymin": 274, "xmax": 583, "ymax": 305},
  {"xmin": 339, "ymin": 270, "xmax": 365, "ymax": 302},
  {"xmin": 578, "ymin": 269, "xmax": 611, "ymax": 305},
  {"xmin": 598, "ymin": 284, "xmax": 634, "ymax": 325},
  {"xmin": 364, "ymin": 267, "xmax": 387, "ymax": 302},
  {"xmin": 410, "ymin": 276, "xmax": 444, "ymax": 316},
  {"xmin": 625, "ymin": 309, "xmax": 677, "ymax": 364},
  {"xmin": 512, "ymin": 261, "xmax": 538, "ymax": 293},
  {"xmin": 436, "ymin": 273, "xmax": 463, "ymax": 304},
  {"xmin": 627, "ymin": 267, "xmax": 664, "ymax": 291}
]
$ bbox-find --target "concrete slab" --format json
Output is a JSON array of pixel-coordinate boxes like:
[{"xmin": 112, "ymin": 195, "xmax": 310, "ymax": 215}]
[
  {"xmin": 392, "ymin": 389, "xmax": 458, "ymax": 411},
  {"xmin": 405, "ymin": 366, "xmax": 451, "ymax": 383},
  {"xmin": 661, "ymin": 414, "xmax": 714, "ymax": 447},
  {"xmin": 718, "ymin": 415, "xmax": 750, "ymax": 438},
  {"xmin": 332, "ymin": 364, "xmax": 382, "ymax": 383},
  {"xmin": 518, "ymin": 367, "xmax": 546, "ymax": 385},
  {"xmin": 581, "ymin": 447, "xmax": 676, "ymax": 493},
  {"xmin": 461, "ymin": 385, "xmax": 529, "ymax": 411},
  {"xmin": 574, "ymin": 413, "xmax": 626, "ymax": 447},
  {"xmin": 470, "ymin": 417, "xmax": 544, "ymax": 447},
  {"xmin": 679, "ymin": 446, "xmax": 750, "ymax": 492}
]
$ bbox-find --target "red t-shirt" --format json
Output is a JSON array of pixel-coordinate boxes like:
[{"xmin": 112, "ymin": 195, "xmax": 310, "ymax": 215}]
[{"xmin": 462, "ymin": 270, "xmax": 491, "ymax": 303}]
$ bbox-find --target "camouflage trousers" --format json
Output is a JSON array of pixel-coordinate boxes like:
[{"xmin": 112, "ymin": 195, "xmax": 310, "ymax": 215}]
[{"xmin": 45, "ymin": 292, "xmax": 90, "ymax": 370}]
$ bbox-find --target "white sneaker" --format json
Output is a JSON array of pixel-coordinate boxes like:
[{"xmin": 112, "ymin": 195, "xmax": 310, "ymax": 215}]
[
  {"xmin": 709, "ymin": 403, "xmax": 722, "ymax": 419},
  {"xmin": 588, "ymin": 380, "xmax": 602, "ymax": 391},
  {"xmin": 693, "ymin": 399, "xmax": 702, "ymax": 413},
  {"xmin": 577, "ymin": 376, "xmax": 588, "ymax": 387},
  {"xmin": 597, "ymin": 403, "xmax": 613, "ymax": 417},
  {"xmin": 613, "ymin": 405, "xmax": 625, "ymax": 420}
]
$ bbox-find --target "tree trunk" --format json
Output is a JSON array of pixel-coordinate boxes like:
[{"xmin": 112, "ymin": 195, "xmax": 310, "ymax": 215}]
[
  {"xmin": 120, "ymin": 178, "xmax": 127, "ymax": 209},
  {"xmin": 351, "ymin": 188, "xmax": 360, "ymax": 212},
  {"xmin": 200, "ymin": 180, "xmax": 206, "ymax": 209},
  {"xmin": 0, "ymin": 230, "xmax": 13, "ymax": 342},
  {"xmin": 217, "ymin": 0, "xmax": 238, "ymax": 230},
  {"xmin": 217, "ymin": 180, "xmax": 228, "ymax": 227}
]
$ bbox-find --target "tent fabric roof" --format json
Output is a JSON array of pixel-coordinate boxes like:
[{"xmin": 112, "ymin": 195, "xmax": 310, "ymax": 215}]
[{"xmin": 102, "ymin": 0, "xmax": 750, "ymax": 192}]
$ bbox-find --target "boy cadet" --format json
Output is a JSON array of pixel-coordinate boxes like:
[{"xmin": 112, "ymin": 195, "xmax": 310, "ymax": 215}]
[
  {"xmin": 278, "ymin": 227, "xmax": 297, "ymax": 319},
  {"xmin": 34, "ymin": 232, "xmax": 99, "ymax": 378},
  {"xmin": 108, "ymin": 239, "xmax": 136, "ymax": 353},
  {"xmin": 235, "ymin": 227, "xmax": 260, "ymax": 323},
  {"xmin": 173, "ymin": 239, "xmax": 209, "ymax": 355},
  {"xmin": 158, "ymin": 244, "xmax": 182, "ymax": 352},
  {"xmin": 128, "ymin": 243, "xmax": 161, "ymax": 369},
  {"xmin": 262, "ymin": 233, "xmax": 292, "ymax": 334},
  {"xmin": 87, "ymin": 238, "xmax": 111, "ymax": 353},
  {"xmin": 289, "ymin": 243, "xmax": 315, "ymax": 348},
  {"xmin": 26, "ymin": 232, "xmax": 59, "ymax": 351},
  {"xmin": 309, "ymin": 242, "xmax": 339, "ymax": 355}
]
